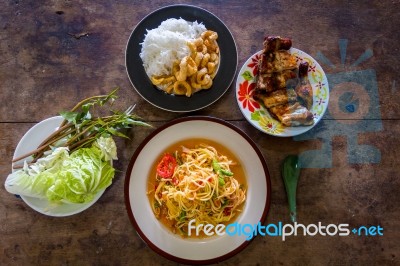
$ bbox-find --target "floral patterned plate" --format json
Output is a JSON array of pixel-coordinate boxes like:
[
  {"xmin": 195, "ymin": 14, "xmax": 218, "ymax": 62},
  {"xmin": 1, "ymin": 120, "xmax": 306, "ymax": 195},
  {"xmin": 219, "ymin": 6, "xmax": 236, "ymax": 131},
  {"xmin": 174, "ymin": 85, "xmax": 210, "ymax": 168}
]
[{"xmin": 236, "ymin": 48, "xmax": 329, "ymax": 137}]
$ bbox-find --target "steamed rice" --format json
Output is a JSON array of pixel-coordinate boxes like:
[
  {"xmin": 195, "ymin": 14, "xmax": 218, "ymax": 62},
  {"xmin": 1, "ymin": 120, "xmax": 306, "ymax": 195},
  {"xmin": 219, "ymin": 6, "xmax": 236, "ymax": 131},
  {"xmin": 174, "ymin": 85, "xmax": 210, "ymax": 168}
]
[{"xmin": 140, "ymin": 18, "xmax": 206, "ymax": 78}]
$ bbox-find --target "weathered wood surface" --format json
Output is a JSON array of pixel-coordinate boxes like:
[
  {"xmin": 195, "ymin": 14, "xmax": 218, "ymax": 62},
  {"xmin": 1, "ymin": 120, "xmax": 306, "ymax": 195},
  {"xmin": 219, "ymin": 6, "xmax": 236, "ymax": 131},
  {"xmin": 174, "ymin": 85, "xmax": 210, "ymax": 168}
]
[{"xmin": 1, "ymin": 0, "xmax": 399, "ymax": 265}]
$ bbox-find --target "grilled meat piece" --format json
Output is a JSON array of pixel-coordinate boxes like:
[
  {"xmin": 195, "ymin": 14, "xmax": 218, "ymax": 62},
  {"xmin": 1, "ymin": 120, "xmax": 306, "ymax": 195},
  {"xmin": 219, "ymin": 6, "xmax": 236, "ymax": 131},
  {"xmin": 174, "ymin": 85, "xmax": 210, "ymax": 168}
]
[
  {"xmin": 295, "ymin": 62, "xmax": 313, "ymax": 110},
  {"xmin": 256, "ymin": 73, "xmax": 274, "ymax": 92},
  {"xmin": 269, "ymin": 102, "xmax": 314, "ymax": 127},
  {"xmin": 254, "ymin": 89, "xmax": 297, "ymax": 108},
  {"xmin": 263, "ymin": 36, "xmax": 292, "ymax": 53},
  {"xmin": 273, "ymin": 50, "xmax": 297, "ymax": 72},
  {"xmin": 253, "ymin": 36, "xmax": 315, "ymax": 127},
  {"xmin": 258, "ymin": 51, "xmax": 297, "ymax": 75},
  {"xmin": 256, "ymin": 70, "xmax": 297, "ymax": 92},
  {"xmin": 255, "ymin": 89, "xmax": 313, "ymax": 126},
  {"xmin": 256, "ymin": 36, "xmax": 297, "ymax": 92}
]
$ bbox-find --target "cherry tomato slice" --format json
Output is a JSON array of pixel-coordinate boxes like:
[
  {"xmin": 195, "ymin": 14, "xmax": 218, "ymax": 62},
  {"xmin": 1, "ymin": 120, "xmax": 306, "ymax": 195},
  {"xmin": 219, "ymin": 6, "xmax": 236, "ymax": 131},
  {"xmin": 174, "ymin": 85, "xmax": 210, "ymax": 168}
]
[{"xmin": 156, "ymin": 153, "xmax": 176, "ymax": 178}]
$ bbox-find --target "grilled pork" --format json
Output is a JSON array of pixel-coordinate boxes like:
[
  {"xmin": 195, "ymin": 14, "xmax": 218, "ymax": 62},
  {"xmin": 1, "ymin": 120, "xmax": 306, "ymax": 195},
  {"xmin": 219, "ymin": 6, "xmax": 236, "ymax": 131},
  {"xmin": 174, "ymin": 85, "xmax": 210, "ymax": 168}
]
[
  {"xmin": 271, "ymin": 103, "xmax": 314, "ymax": 127},
  {"xmin": 254, "ymin": 36, "xmax": 314, "ymax": 127},
  {"xmin": 295, "ymin": 62, "xmax": 313, "ymax": 110},
  {"xmin": 256, "ymin": 70, "xmax": 297, "ymax": 92}
]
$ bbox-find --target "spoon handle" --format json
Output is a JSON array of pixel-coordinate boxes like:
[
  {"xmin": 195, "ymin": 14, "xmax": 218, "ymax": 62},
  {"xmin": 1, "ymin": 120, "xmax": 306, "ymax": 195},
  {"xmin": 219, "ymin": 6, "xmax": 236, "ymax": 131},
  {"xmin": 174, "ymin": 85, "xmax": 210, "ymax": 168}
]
[{"xmin": 282, "ymin": 155, "xmax": 301, "ymax": 223}]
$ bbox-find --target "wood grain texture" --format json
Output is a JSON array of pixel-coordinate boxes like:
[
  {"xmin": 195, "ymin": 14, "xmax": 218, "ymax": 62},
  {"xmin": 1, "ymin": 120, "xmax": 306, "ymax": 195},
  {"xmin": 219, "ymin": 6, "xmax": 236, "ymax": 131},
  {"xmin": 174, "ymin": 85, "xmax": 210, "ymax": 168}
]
[{"xmin": 1, "ymin": 0, "xmax": 399, "ymax": 265}]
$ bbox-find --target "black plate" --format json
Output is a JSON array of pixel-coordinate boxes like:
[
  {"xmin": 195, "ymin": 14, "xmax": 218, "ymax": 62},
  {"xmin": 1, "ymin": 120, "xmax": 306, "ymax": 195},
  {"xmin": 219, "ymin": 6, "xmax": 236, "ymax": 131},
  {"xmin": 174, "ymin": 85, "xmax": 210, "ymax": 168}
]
[{"xmin": 125, "ymin": 5, "xmax": 238, "ymax": 112}]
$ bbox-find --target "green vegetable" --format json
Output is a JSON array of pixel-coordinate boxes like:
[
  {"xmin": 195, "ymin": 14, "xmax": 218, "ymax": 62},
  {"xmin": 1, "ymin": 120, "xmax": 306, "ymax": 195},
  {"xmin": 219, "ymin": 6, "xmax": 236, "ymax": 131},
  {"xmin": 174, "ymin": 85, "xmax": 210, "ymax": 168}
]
[
  {"xmin": 221, "ymin": 198, "xmax": 229, "ymax": 207},
  {"xmin": 179, "ymin": 211, "xmax": 186, "ymax": 221},
  {"xmin": 282, "ymin": 155, "xmax": 301, "ymax": 223},
  {"xmin": 12, "ymin": 88, "xmax": 150, "ymax": 164},
  {"xmin": 212, "ymin": 159, "xmax": 234, "ymax": 186},
  {"xmin": 94, "ymin": 136, "xmax": 118, "ymax": 161},
  {"xmin": 212, "ymin": 158, "xmax": 233, "ymax": 184},
  {"xmin": 212, "ymin": 159, "xmax": 221, "ymax": 172},
  {"xmin": 6, "ymin": 89, "xmax": 151, "ymax": 207},
  {"xmin": 220, "ymin": 168, "xmax": 233, "ymax": 176},
  {"xmin": 5, "ymin": 138, "xmax": 116, "ymax": 203}
]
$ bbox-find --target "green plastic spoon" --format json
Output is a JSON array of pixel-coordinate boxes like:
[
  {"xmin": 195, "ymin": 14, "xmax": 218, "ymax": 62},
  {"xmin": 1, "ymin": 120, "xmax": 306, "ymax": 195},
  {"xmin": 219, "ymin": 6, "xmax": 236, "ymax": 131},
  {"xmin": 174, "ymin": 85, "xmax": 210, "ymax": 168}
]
[{"xmin": 282, "ymin": 155, "xmax": 301, "ymax": 223}]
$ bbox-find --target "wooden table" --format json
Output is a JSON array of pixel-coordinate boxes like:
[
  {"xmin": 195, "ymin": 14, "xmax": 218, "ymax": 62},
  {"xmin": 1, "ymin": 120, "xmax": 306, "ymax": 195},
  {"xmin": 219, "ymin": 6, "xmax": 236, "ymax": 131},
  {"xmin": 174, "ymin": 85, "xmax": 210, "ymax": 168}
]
[{"xmin": 1, "ymin": 1, "xmax": 399, "ymax": 265}]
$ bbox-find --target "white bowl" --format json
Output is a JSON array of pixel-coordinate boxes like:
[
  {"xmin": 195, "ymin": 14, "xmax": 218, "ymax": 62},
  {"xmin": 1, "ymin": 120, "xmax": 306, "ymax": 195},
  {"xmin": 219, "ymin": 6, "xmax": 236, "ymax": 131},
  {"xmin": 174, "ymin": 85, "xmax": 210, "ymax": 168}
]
[{"xmin": 124, "ymin": 116, "xmax": 271, "ymax": 264}]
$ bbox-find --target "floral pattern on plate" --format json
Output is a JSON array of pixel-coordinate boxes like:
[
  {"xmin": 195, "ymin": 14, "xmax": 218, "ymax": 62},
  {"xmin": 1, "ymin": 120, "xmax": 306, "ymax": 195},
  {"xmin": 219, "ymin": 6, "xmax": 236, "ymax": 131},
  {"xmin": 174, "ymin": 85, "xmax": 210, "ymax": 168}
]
[{"xmin": 235, "ymin": 48, "xmax": 329, "ymax": 137}]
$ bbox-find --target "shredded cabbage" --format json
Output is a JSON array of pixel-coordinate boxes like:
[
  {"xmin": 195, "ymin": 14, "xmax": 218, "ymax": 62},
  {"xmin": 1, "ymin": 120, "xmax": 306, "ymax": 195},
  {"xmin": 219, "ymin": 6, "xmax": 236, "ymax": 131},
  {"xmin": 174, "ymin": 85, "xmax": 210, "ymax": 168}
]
[{"xmin": 4, "ymin": 137, "xmax": 117, "ymax": 204}]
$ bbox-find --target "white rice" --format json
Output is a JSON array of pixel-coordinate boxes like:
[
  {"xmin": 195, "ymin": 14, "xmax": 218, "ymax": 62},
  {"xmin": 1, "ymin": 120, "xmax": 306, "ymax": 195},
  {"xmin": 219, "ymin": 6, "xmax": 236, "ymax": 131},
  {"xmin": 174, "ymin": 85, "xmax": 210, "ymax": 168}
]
[{"xmin": 140, "ymin": 18, "xmax": 206, "ymax": 78}]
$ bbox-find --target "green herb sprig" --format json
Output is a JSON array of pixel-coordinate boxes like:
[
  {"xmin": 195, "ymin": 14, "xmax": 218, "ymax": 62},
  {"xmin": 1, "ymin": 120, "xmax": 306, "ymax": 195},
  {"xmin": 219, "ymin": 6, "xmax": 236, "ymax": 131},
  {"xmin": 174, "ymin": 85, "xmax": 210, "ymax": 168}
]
[{"xmin": 12, "ymin": 88, "xmax": 150, "ymax": 164}]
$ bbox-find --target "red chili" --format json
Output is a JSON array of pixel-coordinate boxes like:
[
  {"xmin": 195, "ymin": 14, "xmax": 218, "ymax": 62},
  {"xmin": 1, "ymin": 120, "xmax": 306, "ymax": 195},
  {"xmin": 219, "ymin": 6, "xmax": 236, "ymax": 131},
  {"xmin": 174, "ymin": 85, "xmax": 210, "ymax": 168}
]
[
  {"xmin": 172, "ymin": 177, "xmax": 179, "ymax": 186},
  {"xmin": 223, "ymin": 207, "xmax": 232, "ymax": 216},
  {"xmin": 156, "ymin": 153, "xmax": 176, "ymax": 178}
]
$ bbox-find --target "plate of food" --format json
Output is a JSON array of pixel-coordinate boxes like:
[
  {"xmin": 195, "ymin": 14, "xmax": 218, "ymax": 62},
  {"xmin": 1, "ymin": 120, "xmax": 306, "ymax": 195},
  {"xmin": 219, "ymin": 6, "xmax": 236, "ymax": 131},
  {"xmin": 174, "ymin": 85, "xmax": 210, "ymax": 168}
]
[
  {"xmin": 7, "ymin": 116, "xmax": 106, "ymax": 216},
  {"xmin": 124, "ymin": 116, "xmax": 271, "ymax": 264},
  {"xmin": 125, "ymin": 4, "xmax": 238, "ymax": 112},
  {"xmin": 4, "ymin": 90, "xmax": 149, "ymax": 216},
  {"xmin": 236, "ymin": 36, "xmax": 329, "ymax": 137}
]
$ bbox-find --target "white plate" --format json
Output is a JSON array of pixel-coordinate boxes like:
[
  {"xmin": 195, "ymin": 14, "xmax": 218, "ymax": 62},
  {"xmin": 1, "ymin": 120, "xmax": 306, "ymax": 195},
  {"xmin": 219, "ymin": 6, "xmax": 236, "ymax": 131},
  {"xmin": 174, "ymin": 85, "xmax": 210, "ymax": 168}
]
[
  {"xmin": 11, "ymin": 116, "xmax": 105, "ymax": 217},
  {"xmin": 236, "ymin": 48, "xmax": 329, "ymax": 137},
  {"xmin": 124, "ymin": 116, "xmax": 271, "ymax": 264}
]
